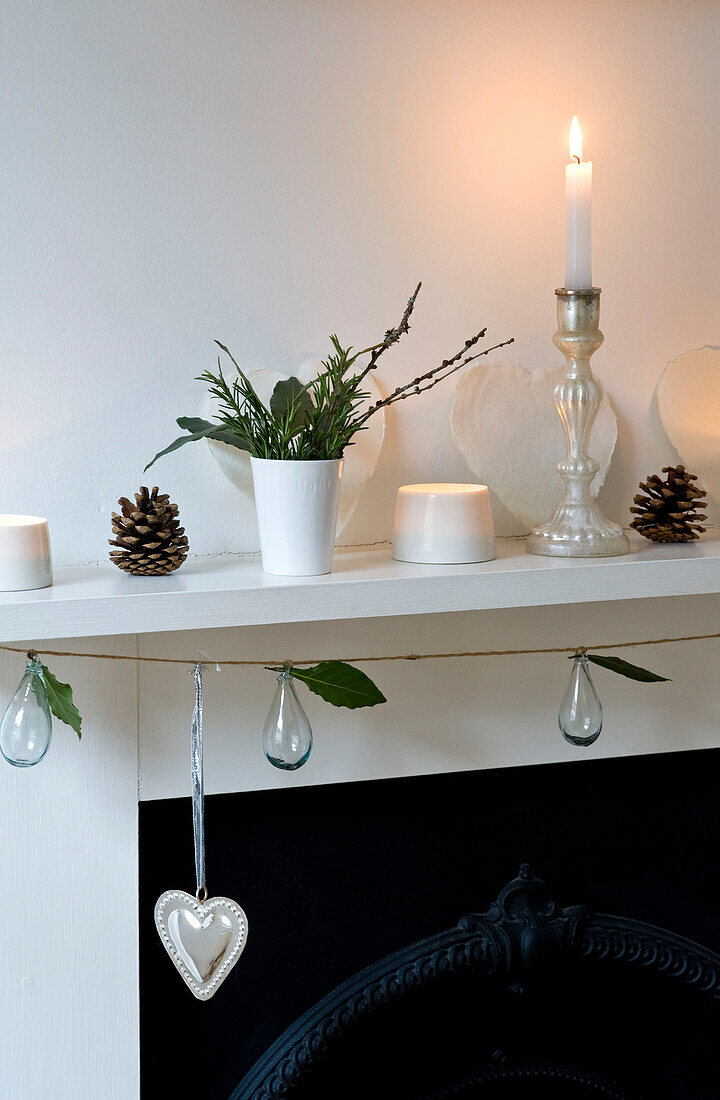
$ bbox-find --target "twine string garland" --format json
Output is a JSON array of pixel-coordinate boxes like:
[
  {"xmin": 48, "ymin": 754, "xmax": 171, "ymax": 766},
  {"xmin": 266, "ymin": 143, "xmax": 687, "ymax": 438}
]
[{"xmin": 2, "ymin": 630, "xmax": 720, "ymax": 668}]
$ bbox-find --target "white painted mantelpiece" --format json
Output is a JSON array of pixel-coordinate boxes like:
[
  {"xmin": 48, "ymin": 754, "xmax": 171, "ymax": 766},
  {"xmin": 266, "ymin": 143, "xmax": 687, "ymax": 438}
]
[
  {"xmin": 1, "ymin": 534, "xmax": 720, "ymax": 642},
  {"xmin": 2, "ymin": 561, "xmax": 720, "ymax": 1098}
]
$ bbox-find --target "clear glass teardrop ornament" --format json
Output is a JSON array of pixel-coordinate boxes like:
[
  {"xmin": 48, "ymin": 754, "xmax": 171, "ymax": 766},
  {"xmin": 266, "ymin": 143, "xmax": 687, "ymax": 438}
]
[
  {"xmin": 262, "ymin": 668, "xmax": 313, "ymax": 770},
  {"xmin": 559, "ymin": 653, "xmax": 603, "ymax": 747},
  {"xmin": 0, "ymin": 657, "xmax": 53, "ymax": 767}
]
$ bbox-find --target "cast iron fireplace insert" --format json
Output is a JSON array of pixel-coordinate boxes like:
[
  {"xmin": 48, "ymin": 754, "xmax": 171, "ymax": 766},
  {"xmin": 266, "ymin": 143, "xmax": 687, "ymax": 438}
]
[
  {"xmin": 233, "ymin": 865, "xmax": 720, "ymax": 1099},
  {"xmin": 140, "ymin": 752, "xmax": 720, "ymax": 1098}
]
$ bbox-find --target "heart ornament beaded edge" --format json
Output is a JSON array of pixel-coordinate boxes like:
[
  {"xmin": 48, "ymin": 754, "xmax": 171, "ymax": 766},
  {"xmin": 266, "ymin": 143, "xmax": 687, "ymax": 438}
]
[{"xmin": 155, "ymin": 889, "xmax": 249, "ymax": 1001}]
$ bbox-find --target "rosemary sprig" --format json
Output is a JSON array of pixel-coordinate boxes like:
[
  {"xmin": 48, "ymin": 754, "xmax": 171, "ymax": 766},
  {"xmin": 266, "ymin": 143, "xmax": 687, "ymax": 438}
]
[{"xmin": 146, "ymin": 285, "xmax": 514, "ymax": 469}]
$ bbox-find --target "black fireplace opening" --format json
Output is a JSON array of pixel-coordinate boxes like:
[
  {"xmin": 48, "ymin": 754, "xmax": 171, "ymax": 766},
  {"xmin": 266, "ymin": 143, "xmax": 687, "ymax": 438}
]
[{"xmin": 140, "ymin": 747, "xmax": 720, "ymax": 1098}]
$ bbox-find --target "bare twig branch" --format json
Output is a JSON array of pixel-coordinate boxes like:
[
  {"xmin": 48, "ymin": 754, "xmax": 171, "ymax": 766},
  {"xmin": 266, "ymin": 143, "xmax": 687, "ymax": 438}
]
[
  {"xmin": 397, "ymin": 338, "xmax": 515, "ymax": 396},
  {"xmin": 354, "ymin": 282, "xmax": 422, "ymax": 385},
  {"xmin": 353, "ymin": 335, "xmax": 514, "ymax": 425}
]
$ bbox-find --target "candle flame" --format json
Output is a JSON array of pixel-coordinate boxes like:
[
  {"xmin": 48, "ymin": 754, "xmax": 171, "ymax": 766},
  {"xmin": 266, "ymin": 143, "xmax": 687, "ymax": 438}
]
[{"xmin": 570, "ymin": 116, "xmax": 583, "ymax": 163}]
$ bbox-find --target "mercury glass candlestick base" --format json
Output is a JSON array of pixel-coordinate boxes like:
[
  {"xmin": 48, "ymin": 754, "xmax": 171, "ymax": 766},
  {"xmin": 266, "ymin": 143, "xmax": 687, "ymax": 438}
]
[{"xmin": 526, "ymin": 288, "xmax": 629, "ymax": 558}]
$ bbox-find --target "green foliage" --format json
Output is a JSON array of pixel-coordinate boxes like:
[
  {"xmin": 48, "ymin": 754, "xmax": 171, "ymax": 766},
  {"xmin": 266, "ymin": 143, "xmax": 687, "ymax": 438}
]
[
  {"xmin": 40, "ymin": 665, "xmax": 83, "ymax": 738},
  {"xmin": 146, "ymin": 340, "xmax": 377, "ymax": 465},
  {"xmin": 585, "ymin": 653, "xmax": 670, "ymax": 683},
  {"xmin": 144, "ymin": 417, "xmax": 250, "ymax": 471},
  {"xmin": 146, "ymin": 283, "xmax": 510, "ymax": 469},
  {"xmin": 270, "ymin": 661, "xmax": 387, "ymax": 709},
  {"xmin": 269, "ymin": 377, "xmax": 314, "ymax": 433}
]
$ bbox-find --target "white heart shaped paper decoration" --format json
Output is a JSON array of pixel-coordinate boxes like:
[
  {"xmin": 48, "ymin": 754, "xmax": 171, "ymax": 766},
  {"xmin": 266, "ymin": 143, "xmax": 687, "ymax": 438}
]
[
  {"xmin": 451, "ymin": 361, "xmax": 617, "ymax": 528},
  {"xmin": 155, "ymin": 890, "xmax": 248, "ymax": 1000},
  {"xmin": 204, "ymin": 359, "xmax": 384, "ymax": 535},
  {"xmin": 657, "ymin": 346, "xmax": 720, "ymax": 507}
]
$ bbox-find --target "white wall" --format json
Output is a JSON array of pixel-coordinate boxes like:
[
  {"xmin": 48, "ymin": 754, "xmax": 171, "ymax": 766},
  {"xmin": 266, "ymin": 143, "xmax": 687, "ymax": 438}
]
[
  {"xmin": 1, "ymin": 3, "xmax": 720, "ymax": 1098},
  {"xmin": 1, "ymin": 0, "xmax": 719, "ymax": 561}
]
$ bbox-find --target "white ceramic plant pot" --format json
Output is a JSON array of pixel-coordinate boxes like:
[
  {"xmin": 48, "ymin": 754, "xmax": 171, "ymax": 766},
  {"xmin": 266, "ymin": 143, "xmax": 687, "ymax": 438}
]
[{"xmin": 250, "ymin": 458, "xmax": 344, "ymax": 576}]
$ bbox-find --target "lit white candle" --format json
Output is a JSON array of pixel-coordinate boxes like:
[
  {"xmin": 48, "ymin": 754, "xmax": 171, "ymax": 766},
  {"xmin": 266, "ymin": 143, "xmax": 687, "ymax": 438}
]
[{"xmin": 565, "ymin": 116, "xmax": 592, "ymax": 290}]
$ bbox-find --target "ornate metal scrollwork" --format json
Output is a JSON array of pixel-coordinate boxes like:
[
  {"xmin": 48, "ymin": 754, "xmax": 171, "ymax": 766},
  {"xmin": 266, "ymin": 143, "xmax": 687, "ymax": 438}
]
[
  {"xmin": 231, "ymin": 866, "xmax": 720, "ymax": 1100},
  {"xmin": 427, "ymin": 1048, "xmax": 631, "ymax": 1099},
  {"xmin": 458, "ymin": 862, "xmax": 588, "ymax": 975}
]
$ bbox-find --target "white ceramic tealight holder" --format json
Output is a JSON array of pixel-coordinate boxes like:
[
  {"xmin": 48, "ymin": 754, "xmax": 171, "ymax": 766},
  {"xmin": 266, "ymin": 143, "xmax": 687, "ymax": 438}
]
[
  {"xmin": 0, "ymin": 515, "xmax": 53, "ymax": 591},
  {"xmin": 393, "ymin": 484, "xmax": 496, "ymax": 565}
]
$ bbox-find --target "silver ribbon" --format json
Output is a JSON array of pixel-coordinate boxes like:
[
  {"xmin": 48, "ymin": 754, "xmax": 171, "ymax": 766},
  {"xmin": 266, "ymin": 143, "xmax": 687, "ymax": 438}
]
[{"xmin": 191, "ymin": 662, "xmax": 206, "ymax": 900}]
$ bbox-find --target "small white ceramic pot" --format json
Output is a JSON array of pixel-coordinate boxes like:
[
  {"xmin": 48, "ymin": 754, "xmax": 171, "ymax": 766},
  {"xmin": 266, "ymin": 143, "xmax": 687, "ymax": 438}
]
[
  {"xmin": 250, "ymin": 458, "xmax": 344, "ymax": 576},
  {"xmin": 0, "ymin": 515, "xmax": 53, "ymax": 591}
]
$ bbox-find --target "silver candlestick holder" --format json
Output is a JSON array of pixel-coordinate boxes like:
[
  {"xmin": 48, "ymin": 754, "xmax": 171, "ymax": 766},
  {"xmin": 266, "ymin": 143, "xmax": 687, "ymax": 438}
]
[{"xmin": 526, "ymin": 288, "xmax": 629, "ymax": 557}]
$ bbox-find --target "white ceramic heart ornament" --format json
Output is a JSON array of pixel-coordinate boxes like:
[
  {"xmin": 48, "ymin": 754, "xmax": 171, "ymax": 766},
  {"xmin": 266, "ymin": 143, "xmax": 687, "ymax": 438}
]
[
  {"xmin": 155, "ymin": 890, "xmax": 248, "ymax": 1000},
  {"xmin": 451, "ymin": 360, "xmax": 617, "ymax": 529},
  {"xmin": 657, "ymin": 346, "xmax": 720, "ymax": 508}
]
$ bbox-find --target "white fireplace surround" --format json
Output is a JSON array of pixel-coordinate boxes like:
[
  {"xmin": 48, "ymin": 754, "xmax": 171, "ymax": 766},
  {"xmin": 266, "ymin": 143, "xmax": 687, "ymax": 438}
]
[
  {"xmin": 1, "ymin": 543, "xmax": 720, "ymax": 1097},
  {"xmin": 2, "ymin": 0, "xmax": 719, "ymax": 1095}
]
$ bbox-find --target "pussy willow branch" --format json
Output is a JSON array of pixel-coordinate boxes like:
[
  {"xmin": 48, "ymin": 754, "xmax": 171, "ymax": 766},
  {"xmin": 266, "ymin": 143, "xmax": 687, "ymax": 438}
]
[
  {"xmin": 354, "ymin": 281, "xmax": 423, "ymax": 386},
  {"xmin": 354, "ymin": 336, "xmax": 515, "ymax": 426},
  {"xmin": 406, "ymin": 337, "xmax": 515, "ymax": 396},
  {"xmin": 317, "ymin": 282, "xmax": 423, "ymax": 442}
]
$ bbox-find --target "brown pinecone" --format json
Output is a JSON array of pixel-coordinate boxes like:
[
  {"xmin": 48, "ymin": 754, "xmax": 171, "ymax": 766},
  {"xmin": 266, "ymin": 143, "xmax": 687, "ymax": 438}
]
[
  {"xmin": 629, "ymin": 465, "xmax": 707, "ymax": 543},
  {"xmin": 109, "ymin": 486, "xmax": 189, "ymax": 575}
]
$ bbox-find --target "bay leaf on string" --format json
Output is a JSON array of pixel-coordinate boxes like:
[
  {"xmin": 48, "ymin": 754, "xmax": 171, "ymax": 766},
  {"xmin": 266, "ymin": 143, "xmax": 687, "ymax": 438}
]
[
  {"xmin": 276, "ymin": 661, "xmax": 387, "ymax": 709},
  {"xmin": 40, "ymin": 665, "xmax": 83, "ymax": 737},
  {"xmin": 586, "ymin": 654, "xmax": 670, "ymax": 683}
]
